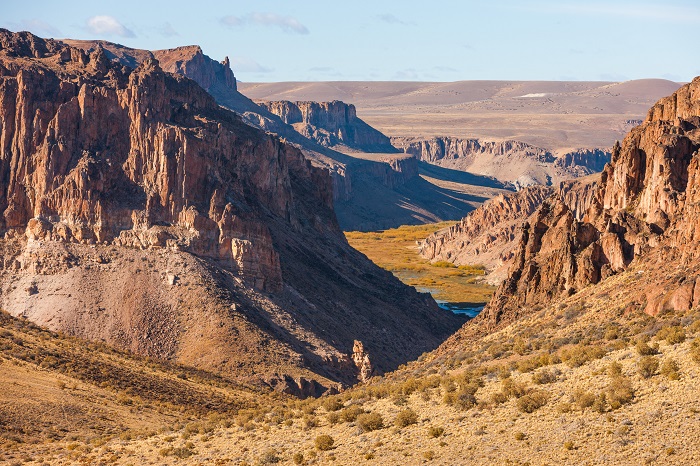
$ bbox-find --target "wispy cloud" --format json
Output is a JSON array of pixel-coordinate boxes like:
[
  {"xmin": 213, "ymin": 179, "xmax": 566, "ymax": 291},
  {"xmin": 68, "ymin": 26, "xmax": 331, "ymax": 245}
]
[
  {"xmin": 377, "ymin": 14, "xmax": 413, "ymax": 26},
  {"xmin": 86, "ymin": 15, "xmax": 135, "ymax": 38},
  {"xmin": 230, "ymin": 57, "xmax": 274, "ymax": 73},
  {"xmin": 159, "ymin": 22, "xmax": 179, "ymax": 37},
  {"xmin": 221, "ymin": 12, "xmax": 309, "ymax": 34}
]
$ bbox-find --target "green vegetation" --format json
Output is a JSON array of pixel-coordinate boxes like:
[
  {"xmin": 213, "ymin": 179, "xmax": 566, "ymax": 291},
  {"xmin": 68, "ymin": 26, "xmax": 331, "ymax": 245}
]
[
  {"xmin": 357, "ymin": 412, "xmax": 384, "ymax": 432},
  {"xmin": 315, "ymin": 434, "xmax": 334, "ymax": 451},
  {"xmin": 345, "ymin": 223, "xmax": 494, "ymax": 302}
]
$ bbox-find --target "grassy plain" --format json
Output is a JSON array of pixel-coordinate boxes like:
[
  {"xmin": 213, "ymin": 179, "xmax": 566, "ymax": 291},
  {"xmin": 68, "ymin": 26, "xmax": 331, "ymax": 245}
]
[{"xmin": 345, "ymin": 222, "xmax": 494, "ymax": 303}]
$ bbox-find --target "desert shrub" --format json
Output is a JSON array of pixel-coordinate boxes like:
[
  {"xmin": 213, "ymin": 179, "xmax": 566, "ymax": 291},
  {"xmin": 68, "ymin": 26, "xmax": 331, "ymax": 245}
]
[
  {"xmin": 259, "ymin": 449, "xmax": 280, "ymax": 464},
  {"xmin": 607, "ymin": 361, "xmax": 623, "ymax": 377},
  {"xmin": 607, "ymin": 376, "xmax": 634, "ymax": 409},
  {"xmin": 513, "ymin": 337, "xmax": 530, "ymax": 355},
  {"xmin": 322, "ymin": 398, "xmax": 343, "ymax": 412},
  {"xmin": 656, "ymin": 326, "xmax": 686, "ymax": 344},
  {"xmin": 638, "ymin": 356, "xmax": 659, "ymax": 379},
  {"xmin": 573, "ymin": 389, "xmax": 596, "ymax": 410},
  {"xmin": 327, "ymin": 412, "xmax": 339, "ymax": 425},
  {"xmin": 302, "ymin": 415, "xmax": 318, "ymax": 429},
  {"xmin": 394, "ymin": 409, "xmax": 418, "ymax": 428},
  {"xmin": 357, "ymin": 412, "xmax": 384, "ymax": 432},
  {"xmin": 172, "ymin": 447, "xmax": 195, "ymax": 459},
  {"xmin": 491, "ymin": 392, "xmax": 508, "ymax": 405},
  {"xmin": 315, "ymin": 434, "xmax": 334, "ymax": 451},
  {"xmin": 340, "ymin": 405, "xmax": 364, "ymax": 422},
  {"xmin": 660, "ymin": 359, "xmax": 680, "ymax": 380},
  {"xmin": 423, "ymin": 450, "xmax": 436, "ymax": 460},
  {"xmin": 293, "ymin": 452, "xmax": 304, "ymax": 465},
  {"xmin": 514, "ymin": 431, "xmax": 527, "ymax": 441},
  {"xmin": 501, "ymin": 377, "xmax": 528, "ymax": 399},
  {"xmin": 564, "ymin": 441, "xmax": 575, "ymax": 450},
  {"xmin": 532, "ymin": 368, "xmax": 558, "ymax": 385},
  {"xmin": 635, "ymin": 340, "xmax": 658, "ymax": 356},
  {"xmin": 452, "ymin": 384, "xmax": 479, "ymax": 410},
  {"xmin": 560, "ymin": 344, "xmax": 607, "ymax": 367},
  {"xmin": 432, "ymin": 261, "xmax": 456, "ymax": 268},
  {"xmin": 692, "ymin": 339, "xmax": 700, "ymax": 363},
  {"xmin": 516, "ymin": 390, "xmax": 549, "ymax": 413},
  {"xmin": 604, "ymin": 326, "xmax": 620, "ymax": 340},
  {"xmin": 427, "ymin": 426, "xmax": 444, "ymax": 438},
  {"xmin": 592, "ymin": 393, "xmax": 607, "ymax": 413}
]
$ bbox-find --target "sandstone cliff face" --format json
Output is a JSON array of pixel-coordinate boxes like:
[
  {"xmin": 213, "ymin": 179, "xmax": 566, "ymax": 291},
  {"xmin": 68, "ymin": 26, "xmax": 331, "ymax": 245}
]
[
  {"xmin": 480, "ymin": 77, "xmax": 700, "ymax": 327},
  {"xmin": 393, "ymin": 136, "xmax": 610, "ymax": 187},
  {"xmin": 0, "ymin": 30, "xmax": 461, "ymax": 390},
  {"xmin": 257, "ymin": 100, "xmax": 396, "ymax": 153}
]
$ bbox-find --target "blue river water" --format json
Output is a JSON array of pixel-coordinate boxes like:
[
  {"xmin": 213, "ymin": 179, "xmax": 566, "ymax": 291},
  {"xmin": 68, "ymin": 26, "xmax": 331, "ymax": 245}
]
[{"xmin": 436, "ymin": 301, "xmax": 484, "ymax": 318}]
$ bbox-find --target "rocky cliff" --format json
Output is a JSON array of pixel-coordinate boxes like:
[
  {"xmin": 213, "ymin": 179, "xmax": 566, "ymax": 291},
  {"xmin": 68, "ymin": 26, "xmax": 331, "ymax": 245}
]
[
  {"xmin": 479, "ymin": 77, "xmax": 700, "ymax": 328},
  {"xmin": 257, "ymin": 100, "xmax": 396, "ymax": 153},
  {"xmin": 393, "ymin": 136, "xmax": 610, "ymax": 187},
  {"xmin": 0, "ymin": 29, "xmax": 461, "ymax": 392}
]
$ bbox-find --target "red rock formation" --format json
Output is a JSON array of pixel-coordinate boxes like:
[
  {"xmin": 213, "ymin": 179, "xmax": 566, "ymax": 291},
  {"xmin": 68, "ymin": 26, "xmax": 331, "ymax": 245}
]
[
  {"xmin": 479, "ymin": 77, "xmax": 700, "ymax": 327},
  {"xmin": 0, "ymin": 29, "xmax": 462, "ymax": 388}
]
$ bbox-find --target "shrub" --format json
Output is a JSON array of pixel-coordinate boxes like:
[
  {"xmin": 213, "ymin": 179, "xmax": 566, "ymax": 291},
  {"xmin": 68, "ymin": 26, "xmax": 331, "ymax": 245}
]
[
  {"xmin": 427, "ymin": 426, "xmax": 444, "ymax": 438},
  {"xmin": 394, "ymin": 409, "xmax": 418, "ymax": 428},
  {"xmin": 660, "ymin": 359, "xmax": 680, "ymax": 380},
  {"xmin": 532, "ymin": 368, "xmax": 558, "ymax": 385},
  {"xmin": 357, "ymin": 412, "xmax": 384, "ymax": 432},
  {"xmin": 573, "ymin": 389, "xmax": 596, "ymax": 410},
  {"xmin": 315, "ymin": 434, "xmax": 334, "ymax": 451},
  {"xmin": 293, "ymin": 452, "xmax": 304, "ymax": 465},
  {"xmin": 340, "ymin": 405, "xmax": 364, "ymax": 422},
  {"xmin": 607, "ymin": 376, "xmax": 634, "ymax": 409},
  {"xmin": 452, "ymin": 385, "xmax": 478, "ymax": 410},
  {"xmin": 638, "ymin": 356, "xmax": 659, "ymax": 379},
  {"xmin": 322, "ymin": 398, "xmax": 343, "ymax": 412},
  {"xmin": 514, "ymin": 431, "xmax": 527, "ymax": 441},
  {"xmin": 691, "ymin": 339, "xmax": 700, "ymax": 363},
  {"xmin": 656, "ymin": 326, "xmax": 686, "ymax": 344},
  {"xmin": 560, "ymin": 344, "xmax": 607, "ymax": 367},
  {"xmin": 607, "ymin": 361, "xmax": 623, "ymax": 377},
  {"xmin": 491, "ymin": 392, "xmax": 508, "ymax": 404},
  {"xmin": 501, "ymin": 378, "xmax": 528, "ymax": 399},
  {"xmin": 259, "ymin": 449, "xmax": 280, "ymax": 464},
  {"xmin": 516, "ymin": 390, "xmax": 549, "ymax": 413},
  {"xmin": 635, "ymin": 340, "xmax": 658, "ymax": 356},
  {"xmin": 326, "ymin": 412, "xmax": 339, "ymax": 425},
  {"xmin": 423, "ymin": 450, "xmax": 436, "ymax": 460}
]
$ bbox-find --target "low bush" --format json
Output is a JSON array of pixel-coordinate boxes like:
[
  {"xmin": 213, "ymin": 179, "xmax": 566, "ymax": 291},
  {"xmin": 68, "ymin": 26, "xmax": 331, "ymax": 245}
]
[
  {"xmin": 656, "ymin": 326, "xmax": 686, "ymax": 344},
  {"xmin": 573, "ymin": 389, "xmax": 596, "ymax": 410},
  {"xmin": 322, "ymin": 398, "xmax": 343, "ymax": 412},
  {"xmin": 394, "ymin": 409, "xmax": 418, "ymax": 428},
  {"xmin": 635, "ymin": 340, "xmax": 658, "ymax": 356},
  {"xmin": 607, "ymin": 376, "xmax": 634, "ymax": 409},
  {"xmin": 427, "ymin": 426, "xmax": 444, "ymax": 438},
  {"xmin": 340, "ymin": 405, "xmax": 364, "ymax": 422},
  {"xmin": 560, "ymin": 344, "xmax": 606, "ymax": 367},
  {"xmin": 638, "ymin": 356, "xmax": 659, "ymax": 379},
  {"xmin": 315, "ymin": 434, "xmax": 334, "ymax": 451},
  {"xmin": 532, "ymin": 368, "xmax": 558, "ymax": 385},
  {"xmin": 357, "ymin": 412, "xmax": 384, "ymax": 432},
  {"xmin": 501, "ymin": 377, "xmax": 528, "ymax": 399},
  {"xmin": 516, "ymin": 390, "xmax": 549, "ymax": 413},
  {"xmin": 660, "ymin": 359, "xmax": 680, "ymax": 380}
]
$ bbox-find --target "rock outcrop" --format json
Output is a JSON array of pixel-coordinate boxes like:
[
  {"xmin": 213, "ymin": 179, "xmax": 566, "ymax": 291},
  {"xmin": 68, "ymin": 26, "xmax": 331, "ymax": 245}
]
[
  {"xmin": 257, "ymin": 100, "xmax": 396, "ymax": 153},
  {"xmin": 351, "ymin": 340, "xmax": 374, "ymax": 383},
  {"xmin": 0, "ymin": 29, "xmax": 462, "ymax": 390},
  {"xmin": 393, "ymin": 136, "xmax": 611, "ymax": 187},
  {"xmin": 479, "ymin": 77, "xmax": 700, "ymax": 328}
]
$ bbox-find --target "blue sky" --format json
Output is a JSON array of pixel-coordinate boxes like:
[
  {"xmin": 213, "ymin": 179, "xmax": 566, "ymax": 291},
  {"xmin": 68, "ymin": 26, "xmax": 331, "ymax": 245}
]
[{"xmin": 3, "ymin": 0, "xmax": 699, "ymax": 82}]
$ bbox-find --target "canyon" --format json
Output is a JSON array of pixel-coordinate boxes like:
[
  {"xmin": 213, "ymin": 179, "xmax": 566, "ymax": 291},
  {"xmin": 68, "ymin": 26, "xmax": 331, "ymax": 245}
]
[{"xmin": 0, "ymin": 29, "xmax": 462, "ymax": 396}]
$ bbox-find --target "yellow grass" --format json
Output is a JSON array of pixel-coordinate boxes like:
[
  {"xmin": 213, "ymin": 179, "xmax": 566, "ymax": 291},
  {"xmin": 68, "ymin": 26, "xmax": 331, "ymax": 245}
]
[{"xmin": 345, "ymin": 222, "xmax": 494, "ymax": 303}]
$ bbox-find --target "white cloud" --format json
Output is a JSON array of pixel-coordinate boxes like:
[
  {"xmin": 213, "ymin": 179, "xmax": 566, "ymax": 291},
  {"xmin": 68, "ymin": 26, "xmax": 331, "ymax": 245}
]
[
  {"xmin": 220, "ymin": 12, "xmax": 309, "ymax": 34},
  {"xmin": 86, "ymin": 15, "xmax": 135, "ymax": 38},
  {"xmin": 19, "ymin": 19, "xmax": 61, "ymax": 37}
]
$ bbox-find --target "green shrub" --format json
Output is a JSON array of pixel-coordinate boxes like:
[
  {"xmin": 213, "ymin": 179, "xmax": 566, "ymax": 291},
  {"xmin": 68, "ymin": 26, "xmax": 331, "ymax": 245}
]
[
  {"xmin": 638, "ymin": 356, "xmax": 659, "ymax": 379},
  {"xmin": 573, "ymin": 389, "xmax": 596, "ymax": 410},
  {"xmin": 656, "ymin": 326, "xmax": 686, "ymax": 344},
  {"xmin": 394, "ymin": 409, "xmax": 418, "ymax": 428},
  {"xmin": 322, "ymin": 398, "xmax": 343, "ymax": 412},
  {"xmin": 532, "ymin": 368, "xmax": 558, "ymax": 385},
  {"xmin": 340, "ymin": 405, "xmax": 364, "ymax": 422},
  {"xmin": 315, "ymin": 434, "xmax": 334, "ymax": 451},
  {"xmin": 427, "ymin": 426, "xmax": 444, "ymax": 438},
  {"xmin": 607, "ymin": 376, "xmax": 634, "ymax": 409},
  {"xmin": 357, "ymin": 412, "xmax": 384, "ymax": 432},
  {"xmin": 516, "ymin": 390, "xmax": 549, "ymax": 413},
  {"xmin": 560, "ymin": 344, "xmax": 606, "ymax": 367},
  {"xmin": 660, "ymin": 359, "xmax": 680, "ymax": 380},
  {"xmin": 635, "ymin": 340, "xmax": 658, "ymax": 356}
]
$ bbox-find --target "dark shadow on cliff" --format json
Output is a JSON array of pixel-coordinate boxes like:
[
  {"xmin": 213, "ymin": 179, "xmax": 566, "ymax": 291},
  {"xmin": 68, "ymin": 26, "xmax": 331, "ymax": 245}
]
[{"xmin": 418, "ymin": 161, "xmax": 512, "ymax": 189}]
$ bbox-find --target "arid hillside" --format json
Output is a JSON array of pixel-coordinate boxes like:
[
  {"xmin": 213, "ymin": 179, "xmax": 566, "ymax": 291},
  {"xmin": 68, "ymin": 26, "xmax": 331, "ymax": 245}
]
[{"xmin": 0, "ymin": 29, "xmax": 462, "ymax": 397}]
